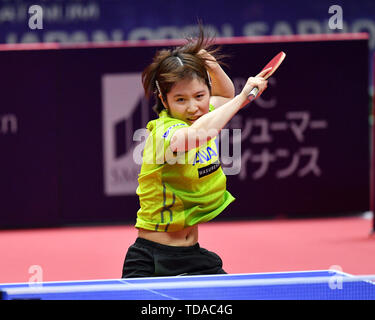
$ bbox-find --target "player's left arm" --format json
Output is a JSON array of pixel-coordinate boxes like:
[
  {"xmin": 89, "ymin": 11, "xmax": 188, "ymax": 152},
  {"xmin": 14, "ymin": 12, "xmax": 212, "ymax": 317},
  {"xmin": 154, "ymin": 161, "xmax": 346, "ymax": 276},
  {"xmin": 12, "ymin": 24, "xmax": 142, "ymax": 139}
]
[{"xmin": 199, "ymin": 49, "xmax": 235, "ymax": 108}]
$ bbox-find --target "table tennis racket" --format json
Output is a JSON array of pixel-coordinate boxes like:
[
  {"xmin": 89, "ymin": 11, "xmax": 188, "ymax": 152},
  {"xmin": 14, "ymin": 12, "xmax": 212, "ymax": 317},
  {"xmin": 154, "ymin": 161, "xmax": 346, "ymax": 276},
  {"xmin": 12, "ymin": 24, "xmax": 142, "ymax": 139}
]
[{"xmin": 248, "ymin": 51, "xmax": 286, "ymax": 101}]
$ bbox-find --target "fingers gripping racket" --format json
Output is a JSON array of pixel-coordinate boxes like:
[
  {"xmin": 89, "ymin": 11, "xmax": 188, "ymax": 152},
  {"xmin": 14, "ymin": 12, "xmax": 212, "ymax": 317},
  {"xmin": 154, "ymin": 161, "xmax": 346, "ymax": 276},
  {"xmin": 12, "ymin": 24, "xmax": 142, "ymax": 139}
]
[{"xmin": 248, "ymin": 51, "xmax": 286, "ymax": 101}]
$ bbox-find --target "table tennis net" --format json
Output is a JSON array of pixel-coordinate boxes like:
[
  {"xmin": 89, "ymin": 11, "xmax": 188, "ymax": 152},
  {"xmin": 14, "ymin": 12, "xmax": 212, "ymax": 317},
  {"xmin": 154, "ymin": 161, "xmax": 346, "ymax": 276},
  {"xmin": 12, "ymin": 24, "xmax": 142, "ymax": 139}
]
[{"xmin": 3, "ymin": 274, "xmax": 375, "ymax": 300}]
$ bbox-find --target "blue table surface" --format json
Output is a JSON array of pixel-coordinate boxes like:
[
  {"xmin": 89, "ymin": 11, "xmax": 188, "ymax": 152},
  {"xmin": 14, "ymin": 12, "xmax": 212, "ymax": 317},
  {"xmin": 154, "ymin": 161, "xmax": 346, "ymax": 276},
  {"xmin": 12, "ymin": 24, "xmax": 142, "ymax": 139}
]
[{"xmin": 1, "ymin": 270, "xmax": 374, "ymax": 300}]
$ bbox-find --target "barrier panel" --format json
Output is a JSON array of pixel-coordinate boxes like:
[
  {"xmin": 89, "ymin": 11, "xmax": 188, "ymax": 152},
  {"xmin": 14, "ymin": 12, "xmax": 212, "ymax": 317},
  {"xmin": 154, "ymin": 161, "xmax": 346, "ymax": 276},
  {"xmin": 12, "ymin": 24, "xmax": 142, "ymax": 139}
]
[{"xmin": 0, "ymin": 34, "xmax": 370, "ymax": 228}]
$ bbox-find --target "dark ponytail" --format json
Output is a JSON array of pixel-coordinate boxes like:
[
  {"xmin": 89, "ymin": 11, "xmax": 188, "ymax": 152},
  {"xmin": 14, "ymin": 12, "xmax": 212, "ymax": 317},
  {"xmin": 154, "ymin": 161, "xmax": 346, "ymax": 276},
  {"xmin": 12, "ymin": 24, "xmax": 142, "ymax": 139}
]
[{"xmin": 142, "ymin": 24, "xmax": 228, "ymax": 114}]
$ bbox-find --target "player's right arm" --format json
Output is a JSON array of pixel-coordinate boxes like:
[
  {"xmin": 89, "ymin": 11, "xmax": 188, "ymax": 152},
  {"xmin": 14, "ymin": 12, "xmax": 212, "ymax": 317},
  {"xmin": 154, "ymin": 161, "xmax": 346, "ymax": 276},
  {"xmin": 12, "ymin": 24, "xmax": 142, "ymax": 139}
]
[{"xmin": 170, "ymin": 69, "xmax": 270, "ymax": 153}]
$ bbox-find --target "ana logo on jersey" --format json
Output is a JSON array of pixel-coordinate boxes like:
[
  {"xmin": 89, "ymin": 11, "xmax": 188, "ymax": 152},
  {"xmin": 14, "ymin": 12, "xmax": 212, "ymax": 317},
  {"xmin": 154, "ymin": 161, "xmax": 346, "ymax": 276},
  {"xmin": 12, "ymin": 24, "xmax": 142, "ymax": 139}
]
[{"xmin": 193, "ymin": 145, "xmax": 218, "ymax": 166}]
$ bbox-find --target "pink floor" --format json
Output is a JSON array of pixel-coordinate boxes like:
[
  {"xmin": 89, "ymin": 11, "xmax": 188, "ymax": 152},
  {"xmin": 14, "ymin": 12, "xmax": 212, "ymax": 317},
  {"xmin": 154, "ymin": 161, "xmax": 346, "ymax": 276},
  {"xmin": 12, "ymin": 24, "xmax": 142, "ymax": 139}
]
[{"xmin": 0, "ymin": 215, "xmax": 374, "ymax": 284}]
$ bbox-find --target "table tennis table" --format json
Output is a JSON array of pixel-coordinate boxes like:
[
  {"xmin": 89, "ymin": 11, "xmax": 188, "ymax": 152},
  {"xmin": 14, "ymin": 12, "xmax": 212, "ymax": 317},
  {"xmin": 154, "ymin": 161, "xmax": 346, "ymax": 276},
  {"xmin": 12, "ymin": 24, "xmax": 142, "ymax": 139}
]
[{"xmin": 1, "ymin": 270, "xmax": 374, "ymax": 300}]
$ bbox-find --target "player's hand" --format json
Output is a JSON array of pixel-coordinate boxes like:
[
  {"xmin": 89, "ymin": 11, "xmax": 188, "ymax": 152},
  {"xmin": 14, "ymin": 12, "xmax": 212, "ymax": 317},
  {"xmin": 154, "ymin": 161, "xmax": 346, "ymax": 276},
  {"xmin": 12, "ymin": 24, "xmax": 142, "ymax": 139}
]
[
  {"xmin": 198, "ymin": 49, "xmax": 218, "ymax": 70},
  {"xmin": 240, "ymin": 67, "xmax": 271, "ymax": 100}
]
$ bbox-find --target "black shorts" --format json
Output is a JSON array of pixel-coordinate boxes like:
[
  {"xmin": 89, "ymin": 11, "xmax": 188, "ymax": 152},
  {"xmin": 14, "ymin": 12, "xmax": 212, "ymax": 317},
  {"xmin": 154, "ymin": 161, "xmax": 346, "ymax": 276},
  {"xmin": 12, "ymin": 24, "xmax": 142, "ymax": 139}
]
[{"xmin": 122, "ymin": 237, "xmax": 226, "ymax": 278}]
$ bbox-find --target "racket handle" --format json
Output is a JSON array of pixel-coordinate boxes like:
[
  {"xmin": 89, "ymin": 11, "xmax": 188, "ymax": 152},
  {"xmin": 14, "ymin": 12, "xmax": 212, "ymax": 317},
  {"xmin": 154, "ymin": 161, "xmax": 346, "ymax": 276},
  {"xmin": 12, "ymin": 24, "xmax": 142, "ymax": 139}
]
[{"xmin": 247, "ymin": 87, "xmax": 259, "ymax": 101}]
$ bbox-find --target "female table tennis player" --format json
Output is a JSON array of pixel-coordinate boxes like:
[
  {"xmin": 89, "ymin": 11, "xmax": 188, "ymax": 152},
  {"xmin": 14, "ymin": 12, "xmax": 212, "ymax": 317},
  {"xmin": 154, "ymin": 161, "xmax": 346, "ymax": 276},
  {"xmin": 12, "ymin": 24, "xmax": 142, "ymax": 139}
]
[{"xmin": 122, "ymin": 28, "xmax": 269, "ymax": 278}]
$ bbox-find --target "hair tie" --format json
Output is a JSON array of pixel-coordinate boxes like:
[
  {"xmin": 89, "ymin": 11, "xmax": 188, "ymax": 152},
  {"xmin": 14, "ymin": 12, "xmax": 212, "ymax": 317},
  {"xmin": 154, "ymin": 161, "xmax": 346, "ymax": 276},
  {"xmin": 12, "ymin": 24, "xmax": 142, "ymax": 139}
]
[
  {"xmin": 176, "ymin": 56, "xmax": 184, "ymax": 66},
  {"xmin": 155, "ymin": 80, "xmax": 161, "ymax": 95},
  {"xmin": 207, "ymin": 70, "xmax": 212, "ymax": 88}
]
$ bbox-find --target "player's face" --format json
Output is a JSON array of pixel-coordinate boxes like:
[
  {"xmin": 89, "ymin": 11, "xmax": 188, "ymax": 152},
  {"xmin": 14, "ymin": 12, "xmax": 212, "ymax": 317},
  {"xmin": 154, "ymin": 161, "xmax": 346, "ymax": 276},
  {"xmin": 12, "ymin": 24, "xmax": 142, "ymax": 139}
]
[{"xmin": 163, "ymin": 77, "xmax": 210, "ymax": 125}]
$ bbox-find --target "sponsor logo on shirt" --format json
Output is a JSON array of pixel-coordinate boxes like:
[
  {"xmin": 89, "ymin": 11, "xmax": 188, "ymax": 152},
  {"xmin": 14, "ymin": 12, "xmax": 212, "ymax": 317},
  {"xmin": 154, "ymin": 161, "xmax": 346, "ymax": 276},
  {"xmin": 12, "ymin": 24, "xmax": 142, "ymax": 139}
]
[
  {"xmin": 162, "ymin": 123, "xmax": 187, "ymax": 138},
  {"xmin": 198, "ymin": 160, "xmax": 221, "ymax": 178},
  {"xmin": 193, "ymin": 146, "xmax": 218, "ymax": 166}
]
